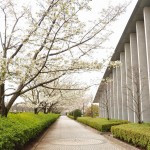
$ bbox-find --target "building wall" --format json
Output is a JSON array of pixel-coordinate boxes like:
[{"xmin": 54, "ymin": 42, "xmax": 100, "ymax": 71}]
[{"xmin": 97, "ymin": 3, "xmax": 150, "ymax": 123}]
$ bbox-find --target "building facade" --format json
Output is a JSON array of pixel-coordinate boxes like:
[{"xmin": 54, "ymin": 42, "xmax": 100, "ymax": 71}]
[{"xmin": 94, "ymin": 0, "xmax": 150, "ymax": 123}]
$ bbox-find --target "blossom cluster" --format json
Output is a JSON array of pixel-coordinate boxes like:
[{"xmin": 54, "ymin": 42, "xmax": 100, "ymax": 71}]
[{"xmin": 108, "ymin": 60, "xmax": 121, "ymax": 69}]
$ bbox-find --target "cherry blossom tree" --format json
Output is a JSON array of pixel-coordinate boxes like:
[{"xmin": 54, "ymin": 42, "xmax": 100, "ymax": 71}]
[
  {"xmin": 0, "ymin": 0, "xmax": 127, "ymax": 117},
  {"xmin": 21, "ymin": 76, "xmax": 87, "ymax": 114}
]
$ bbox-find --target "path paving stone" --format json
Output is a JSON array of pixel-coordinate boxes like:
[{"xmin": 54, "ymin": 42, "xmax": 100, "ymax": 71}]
[{"xmin": 26, "ymin": 116, "xmax": 133, "ymax": 150}]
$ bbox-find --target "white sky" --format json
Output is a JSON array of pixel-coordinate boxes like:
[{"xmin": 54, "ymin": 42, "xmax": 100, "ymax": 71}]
[
  {"xmin": 76, "ymin": 0, "xmax": 138, "ymax": 99},
  {"xmin": 80, "ymin": 0, "xmax": 138, "ymax": 61}
]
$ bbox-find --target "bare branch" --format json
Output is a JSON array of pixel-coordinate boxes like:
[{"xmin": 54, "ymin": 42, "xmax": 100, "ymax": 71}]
[{"xmin": 20, "ymin": 73, "xmax": 65, "ymax": 95}]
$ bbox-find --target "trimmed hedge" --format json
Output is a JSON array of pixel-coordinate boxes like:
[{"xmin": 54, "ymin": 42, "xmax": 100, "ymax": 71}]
[
  {"xmin": 111, "ymin": 123, "xmax": 150, "ymax": 150},
  {"xmin": 0, "ymin": 113, "xmax": 59, "ymax": 150},
  {"xmin": 67, "ymin": 115, "xmax": 75, "ymax": 120},
  {"xmin": 77, "ymin": 117, "xmax": 129, "ymax": 132}
]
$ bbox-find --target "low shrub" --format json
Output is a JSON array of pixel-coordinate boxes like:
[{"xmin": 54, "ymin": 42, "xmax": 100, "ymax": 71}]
[
  {"xmin": 111, "ymin": 123, "xmax": 150, "ymax": 150},
  {"xmin": 0, "ymin": 113, "xmax": 59, "ymax": 150},
  {"xmin": 73, "ymin": 109, "xmax": 82, "ymax": 119},
  {"xmin": 67, "ymin": 115, "xmax": 75, "ymax": 120},
  {"xmin": 69, "ymin": 109, "xmax": 82, "ymax": 120},
  {"xmin": 77, "ymin": 117, "xmax": 129, "ymax": 132}
]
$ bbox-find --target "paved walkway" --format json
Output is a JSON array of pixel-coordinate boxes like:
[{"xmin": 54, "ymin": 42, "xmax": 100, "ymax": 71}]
[{"xmin": 26, "ymin": 116, "xmax": 130, "ymax": 150}]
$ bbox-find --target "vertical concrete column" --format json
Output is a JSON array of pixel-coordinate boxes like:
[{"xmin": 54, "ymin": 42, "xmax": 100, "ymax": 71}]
[
  {"xmin": 109, "ymin": 73, "xmax": 113, "ymax": 119},
  {"xmin": 100, "ymin": 92, "xmax": 104, "ymax": 118},
  {"xmin": 120, "ymin": 52, "xmax": 128, "ymax": 120},
  {"xmin": 104, "ymin": 84, "xmax": 108, "ymax": 118},
  {"xmin": 144, "ymin": 7, "xmax": 150, "ymax": 99},
  {"xmin": 115, "ymin": 68, "xmax": 119, "ymax": 119},
  {"xmin": 116, "ymin": 66, "xmax": 122, "ymax": 119},
  {"xmin": 113, "ymin": 68, "xmax": 117, "ymax": 119},
  {"xmin": 99, "ymin": 92, "xmax": 102, "ymax": 118},
  {"xmin": 106, "ymin": 80, "xmax": 111, "ymax": 119},
  {"xmin": 99, "ymin": 105, "xmax": 101, "ymax": 117},
  {"xmin": 136, "ymin": 21, "xmax": 150, "ymax": 122},
  {"xmin": 130, "ymin": 33, "xmax": 139, "ymax": 122},
  {"xmin": 99, "ymin": 101, "xmax": 101, "ymax": 118},
  {"xmin": 125, "ymin": 43, "xmax": 134, "ymax": 122},
  {"xmin": 101, "ymin": 88, "xmax": 106, "ymax": 118}
]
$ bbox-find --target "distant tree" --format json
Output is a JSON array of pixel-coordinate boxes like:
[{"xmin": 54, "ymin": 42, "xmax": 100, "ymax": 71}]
[
  {"xmin": 85, "ymin": 104, "xmax": 99, "ymax": 117},
  {"xmin": 21, "ymin": 77, "xmax": 88, "ymax": 114}
]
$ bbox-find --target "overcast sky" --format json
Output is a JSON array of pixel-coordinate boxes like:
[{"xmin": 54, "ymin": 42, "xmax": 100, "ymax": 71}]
[
  {"xmin": 77, "ymin": 0, "xmax": 138, "ymax": 98},
  {"xmin": 81, "ymin": 0, "xmax": 138, "ymax": 59}
]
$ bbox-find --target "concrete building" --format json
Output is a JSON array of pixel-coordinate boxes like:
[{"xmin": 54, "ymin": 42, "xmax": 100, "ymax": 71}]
[{"xmin": 93, "ymin": 0, "xmax": 150, "ymax": 123}]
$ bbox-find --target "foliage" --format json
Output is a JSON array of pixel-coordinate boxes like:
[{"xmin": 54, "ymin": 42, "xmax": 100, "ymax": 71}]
[
  {"xmin": 84, "ymin": 104, "xmax": 99, "ymax": 117},
  {"xmin": 111, "ymin": 123, "xmax": 150, "ymax": 150},
  {"xmin": 67, "ymin": 115, "xmax": 75, "ymax": 120},
  {"xmin": 69, "ymin": 109, "xmax": 82, "ymax": 120},
  {"xmin": 77, "ymin": 117, "xmax": 129, "ymax": 132},
  {"xmin": 73, "ymin": 109, "xmax": 82, "ymax": 119},
  {"xmin": 0, "ymin": 0, "xmax": 127, "ymax": 117},
  {"xmin": 0, "ymin": 113, "xmax": 59, "ymax": 150},
  {"xmin": 108, "ymin": 60, "xmax": 121, "ymax": 69}
]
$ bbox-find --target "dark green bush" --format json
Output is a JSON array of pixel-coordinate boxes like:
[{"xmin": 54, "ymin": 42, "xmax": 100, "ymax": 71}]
[
  {"xmin": 0, "ymin": 113, "xmax": 59, "ymax": 150},
  {"xmin": 69, "ymin": 109, "xmax": 82, "ymax": 120},
  {"xmin": 77, "ymin": 117, "xmax": 129, "ymax": 132},
  {"xmin": 73, "ymin": 109, "xmax": 82, "ymax": 119},
  {"xmin": 111, "ymin": 123, "xmax": 150, "ymax": 150}
]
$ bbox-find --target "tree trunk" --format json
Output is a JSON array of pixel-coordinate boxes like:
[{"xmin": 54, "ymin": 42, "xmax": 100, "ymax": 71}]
[
  {"xmin": 106, "ymin": 106, "xmax": 110, "ymax": 120},
  {"xmin": 3, "ymin": 84, "xmax": 24, "ymax": 117},
  {"xmin": 91, "ymin": 104, "xmax": 93, "ymax": 118},
  {"xmin": 47, "ymin": 104, "xmax": 53, "ymax": 113},
  {"xmin": 44, "ymin": 107, "xmax": 47, "ymax": 114},
  {"xmin": 0, "ymin": 83, "xmax": 5, "ymax": 117},
  {"xmin": 137, "ymin": 95, "xmax": 143, "ymax": 124},
  {"xmin": 6, "ymin": 93, "xmax": 20, "ymax": 115},
  {"xmin": 34, "ymin": 108, "xmax": 38, "ymax": 114},
  {"xmin": 1, "ymin": 106, "xmax": 8, "ymax": 117},
  {"xmin": 47, "ymin": 102, "xmax": 58, "ymax": 113}
]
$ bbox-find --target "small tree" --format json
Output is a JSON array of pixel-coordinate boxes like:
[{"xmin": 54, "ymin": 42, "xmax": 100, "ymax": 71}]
[
  {"xmin": 99, "ymin": 79, "xmax": 112, "ymax": 120},
  {"xmin": 85, "ymin": 104, "xmax": 99, "ymax": 117},
  {"xmin": 126, "ymin": 67, "xmax": 149, "ymax": 124}
]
